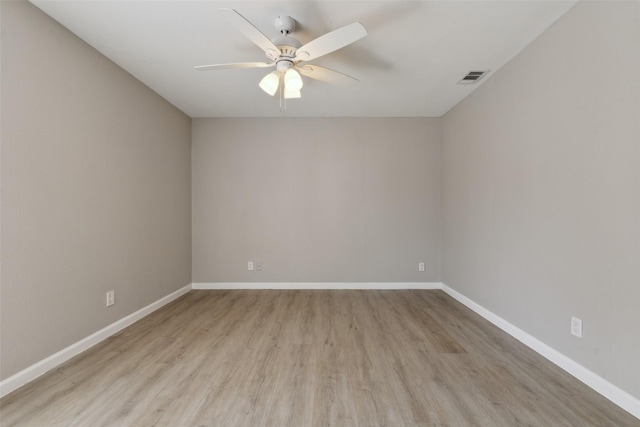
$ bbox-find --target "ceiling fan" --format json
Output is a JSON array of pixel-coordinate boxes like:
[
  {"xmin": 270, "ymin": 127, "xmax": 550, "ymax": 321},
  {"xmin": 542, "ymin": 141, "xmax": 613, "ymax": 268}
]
[{"xmin": 195, "ymin": 9, "xmax": 367, "ymax": 100}]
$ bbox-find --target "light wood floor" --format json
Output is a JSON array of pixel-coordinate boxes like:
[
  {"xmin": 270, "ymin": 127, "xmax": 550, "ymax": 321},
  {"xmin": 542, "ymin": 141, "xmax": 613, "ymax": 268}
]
[{"xmin": 1, "ymin": 290, "xmax": 637, "ymax": 426}]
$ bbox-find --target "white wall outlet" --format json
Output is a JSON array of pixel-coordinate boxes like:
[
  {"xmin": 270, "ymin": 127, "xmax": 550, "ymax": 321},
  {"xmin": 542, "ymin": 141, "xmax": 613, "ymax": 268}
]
[
  {"xmin": 571, "ymin": 316, "xmax": 583, "ymax": 338},
  {"xmin": 255, "ymin": 262, "xmax": 262, "ymax": 271},
  {"xmin": 418, "ymin": 262, "xmax": 425, "ymax": 272},
  {"xmin": 106, "ymin": 290, "xmax": 115, "ymax": 307},
  {"xmin": 248, "ymin": 261, "xmax": 254, "ymax": 271}
]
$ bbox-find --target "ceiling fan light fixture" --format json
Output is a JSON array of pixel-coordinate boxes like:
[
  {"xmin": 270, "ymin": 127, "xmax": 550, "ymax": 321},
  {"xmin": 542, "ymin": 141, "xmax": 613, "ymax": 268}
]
[
  {"xmin": 284, "ymin": 68, "xmax": 303, "ymax": 91},
  {"xmin": 259, "ymin": 71, "xmax": 279, "ymax": 96}
]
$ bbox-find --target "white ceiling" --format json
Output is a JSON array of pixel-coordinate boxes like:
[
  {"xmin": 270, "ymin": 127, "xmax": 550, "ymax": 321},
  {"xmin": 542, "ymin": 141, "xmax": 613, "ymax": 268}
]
[{"xmin": 31, "ymin": 1, "xmax": 577, "ymax": 118}]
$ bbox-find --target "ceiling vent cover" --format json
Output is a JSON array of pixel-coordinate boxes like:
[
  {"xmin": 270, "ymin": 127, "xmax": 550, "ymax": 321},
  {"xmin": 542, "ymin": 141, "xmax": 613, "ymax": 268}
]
[{"xmin": 458, "ymin": 70, "xmax": 489, "ymax": 85}]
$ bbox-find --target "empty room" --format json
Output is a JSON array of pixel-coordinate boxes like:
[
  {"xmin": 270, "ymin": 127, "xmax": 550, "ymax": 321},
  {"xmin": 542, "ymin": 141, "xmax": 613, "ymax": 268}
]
[{"xmin": 1, "ymin": 0, "xmax": 639, "ymax": 425}]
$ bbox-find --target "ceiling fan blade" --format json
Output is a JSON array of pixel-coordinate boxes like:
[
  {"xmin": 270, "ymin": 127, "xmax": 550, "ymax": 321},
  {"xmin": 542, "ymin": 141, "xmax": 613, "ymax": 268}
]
[
  {"xmin": 297, "ymin": 65, "xmax": 359, "ymax": 87},
  {"xmin": 219, "ymin": 8, "xmax": 280, "ymax": 59},
  {"xmin": 194, "ymin": 62, "xmax": 274, "ymax": 71},
  {"xmin": 294, "ymin": 22, "xmax": 367, "ymax": 62}
]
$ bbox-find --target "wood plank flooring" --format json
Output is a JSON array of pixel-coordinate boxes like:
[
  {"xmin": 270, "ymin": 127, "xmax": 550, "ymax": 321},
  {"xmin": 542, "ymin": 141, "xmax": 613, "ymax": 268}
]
[{"xmin": 1, "ymin": 290, "xmax": 638, "ymax": 426}]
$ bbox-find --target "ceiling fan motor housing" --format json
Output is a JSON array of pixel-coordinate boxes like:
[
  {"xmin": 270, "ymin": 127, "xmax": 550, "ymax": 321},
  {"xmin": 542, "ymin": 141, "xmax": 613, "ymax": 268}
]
[{"xmin": 271, "ymin": 34, "xmax": 301, "ymax": 59}]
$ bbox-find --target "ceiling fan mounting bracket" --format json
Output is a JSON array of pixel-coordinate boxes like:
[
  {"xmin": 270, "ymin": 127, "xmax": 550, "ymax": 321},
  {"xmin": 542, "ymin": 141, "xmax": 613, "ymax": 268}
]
[{"xmin": 274, "ymin": 16, "xmax": 295, "ymax": 35}]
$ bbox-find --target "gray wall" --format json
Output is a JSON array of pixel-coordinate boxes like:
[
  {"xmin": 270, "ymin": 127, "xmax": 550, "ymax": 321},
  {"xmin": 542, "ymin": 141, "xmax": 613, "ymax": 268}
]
[
  {"xmin": 442, "ymin": 0, "xmax": 640, "ymax": 399},
  {"xmin": 0, "ymin": 2, "xmax": 192, "ymax": 380},
  {"xmin": 192, "ymin": 118, "xmax": 441, "ymax": 283}
]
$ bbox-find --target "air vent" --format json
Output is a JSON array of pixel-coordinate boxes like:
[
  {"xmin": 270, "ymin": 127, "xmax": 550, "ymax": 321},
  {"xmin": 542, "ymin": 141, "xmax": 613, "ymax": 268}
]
[{"xmin": 458, "ymin": 70, "xmax": 489, "ymax": 85}]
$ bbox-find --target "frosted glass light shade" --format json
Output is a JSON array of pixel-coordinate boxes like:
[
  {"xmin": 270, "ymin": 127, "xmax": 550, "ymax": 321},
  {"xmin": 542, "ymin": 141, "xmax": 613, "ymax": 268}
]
[
  {"xmin": 259, "ymin": 72, "xmax": 279, "ymax": 96},
  {"xmin": 284, "ymin": 89, "xmax": 301, "ymax": 99},
  {"xmin": 284, "ymin": 68, "xmax": 303, "ymax": 91}
]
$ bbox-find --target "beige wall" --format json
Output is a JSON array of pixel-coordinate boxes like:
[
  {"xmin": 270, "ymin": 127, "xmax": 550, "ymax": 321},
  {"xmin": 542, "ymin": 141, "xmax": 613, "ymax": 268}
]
[
  {"xmin": 442, "ymin": 1, "xmax": 640, "ymax": 399},
  {"xmin": 192, "ymin": 118, "xmax": 441, "ymax": 283},
  {"xmin": 0, "ymin": 2, "xmax": 192, "ymax": 379}
]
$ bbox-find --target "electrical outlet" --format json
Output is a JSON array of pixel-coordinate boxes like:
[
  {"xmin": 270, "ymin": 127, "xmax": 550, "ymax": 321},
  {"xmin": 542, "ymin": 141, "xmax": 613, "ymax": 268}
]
[
  {"xmin": 571, "ymin": 316, "xmax": 582, "ymax": 338},
  {"xmin": 418, "ymin": 262, "xmax": 425, "ymax": 272},
  {"xmin": 248, "ymin": 261, "xmax": 254, "ymax": 271},
  {"xmin": 255, "ymin": 262, "xmax": 262, "ymax": 271},
  {"xmin": 106, "ymin": 290, "xmax": 115, "ymax": 307}
]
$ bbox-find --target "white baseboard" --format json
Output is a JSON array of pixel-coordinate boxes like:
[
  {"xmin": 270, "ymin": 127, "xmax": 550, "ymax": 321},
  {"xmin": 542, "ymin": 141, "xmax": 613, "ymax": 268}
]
[
  {"xmin": 192, "ymin": 282, "xmax": 443, "ymax": 290},
  {"xmin": 441, "ymin": 283, "xmax": 640, "ymax": 420},
  {"xmin": 0, "ymin": 283, "xmax": 192, "ymax": 398}
]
